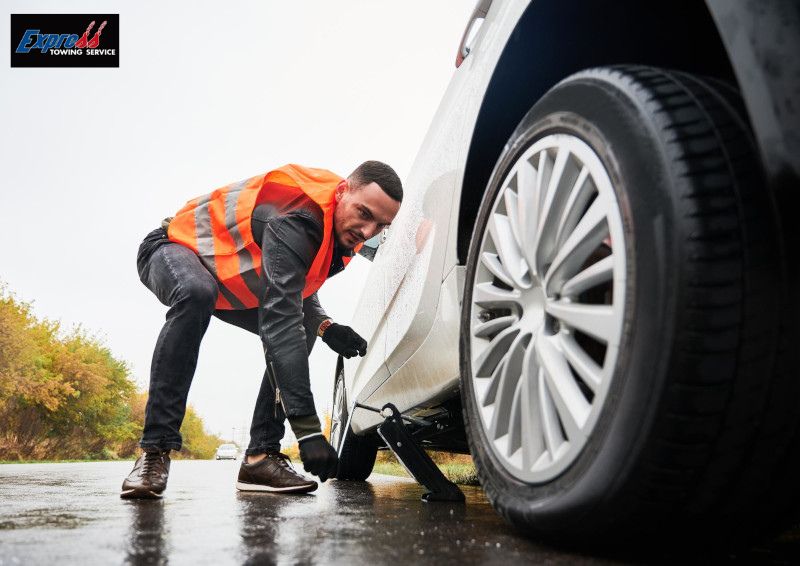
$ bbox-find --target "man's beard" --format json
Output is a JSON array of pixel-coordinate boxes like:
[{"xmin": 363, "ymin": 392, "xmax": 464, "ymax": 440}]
[{"xmin": 335, "ymin": 231, "xmax": 356, "ymax": 251}]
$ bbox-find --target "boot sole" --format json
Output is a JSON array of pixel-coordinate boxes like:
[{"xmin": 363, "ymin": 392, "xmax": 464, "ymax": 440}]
[
  {"xmin": 235, "ymin": 480, "xmax": 318, "ymax": 493},
  {"xmin": 120, "ymin": 488, "xmax": 164, "ymax": 500}
]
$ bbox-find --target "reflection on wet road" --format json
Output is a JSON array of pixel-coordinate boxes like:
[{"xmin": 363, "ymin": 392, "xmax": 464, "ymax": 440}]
[{"xmin": 0, "ymin": 461, "xmax": 798, "ymax": 565}]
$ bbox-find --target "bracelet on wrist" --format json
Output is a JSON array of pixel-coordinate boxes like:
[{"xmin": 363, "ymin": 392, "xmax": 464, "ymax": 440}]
[{"xmin": 318, "ymin": 319, "xmax": 333, "ymax": 337}]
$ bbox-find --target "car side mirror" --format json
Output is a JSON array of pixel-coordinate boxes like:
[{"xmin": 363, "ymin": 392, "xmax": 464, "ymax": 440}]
[{"xmin": 358, "ymin": 229, "xmax": 387, "ymax": 262}]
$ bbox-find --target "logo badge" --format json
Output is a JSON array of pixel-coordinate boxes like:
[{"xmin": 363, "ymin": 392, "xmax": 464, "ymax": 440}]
[{"xmin": 11, "ymin": 14, "xmax": 119, "ymax": 68}]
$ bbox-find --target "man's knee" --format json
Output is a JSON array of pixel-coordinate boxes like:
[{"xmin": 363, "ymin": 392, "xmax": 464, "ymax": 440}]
[{"xmin": 177, "ymin": 279, "xmax": 218, "ymax": 313}]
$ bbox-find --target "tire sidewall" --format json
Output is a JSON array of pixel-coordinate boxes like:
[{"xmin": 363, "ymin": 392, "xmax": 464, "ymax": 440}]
[{"xmin": 461, "ymin": 71, "xmax": 682, "ymax": 532}]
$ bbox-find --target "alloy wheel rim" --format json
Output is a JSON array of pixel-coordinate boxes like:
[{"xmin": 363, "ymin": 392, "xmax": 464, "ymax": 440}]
[
  {"xmin": 469, "ymin": 133, "xmax": 627, "ymax": 483},
  {"xmin": 330, "ymin": 374, "xmax": 345, "ymax": 450}
]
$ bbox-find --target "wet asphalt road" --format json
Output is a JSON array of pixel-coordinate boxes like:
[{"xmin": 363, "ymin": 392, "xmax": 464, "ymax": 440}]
[{"xmin": 0, "ymin": 461, "xmax": 798, "ymax": 565}]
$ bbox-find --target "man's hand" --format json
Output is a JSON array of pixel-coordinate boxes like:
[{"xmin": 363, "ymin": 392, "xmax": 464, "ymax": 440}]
[
  {"xmin": 298, "ymin": 435, "xmax": 338, "ymax": 482},
  {"xmin": 322, "ymin": 323, "xmax": 368, "ymax": 358}
]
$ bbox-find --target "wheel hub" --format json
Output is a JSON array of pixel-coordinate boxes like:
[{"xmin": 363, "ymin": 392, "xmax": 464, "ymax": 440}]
[{"xmin": 519, "ymin": 282, "xmax": 546, "ymax": 333}]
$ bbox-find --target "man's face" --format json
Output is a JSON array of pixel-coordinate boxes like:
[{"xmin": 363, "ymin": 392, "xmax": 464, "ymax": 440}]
[{"xmin": 333, "ymin": 179, "xmax": 401, "ymax": 249}]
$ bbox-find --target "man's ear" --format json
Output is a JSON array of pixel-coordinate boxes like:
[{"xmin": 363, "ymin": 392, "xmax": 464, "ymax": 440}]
[{"xmin": 335, "ymin": 179, "xmax": 348, "ymax": 202}]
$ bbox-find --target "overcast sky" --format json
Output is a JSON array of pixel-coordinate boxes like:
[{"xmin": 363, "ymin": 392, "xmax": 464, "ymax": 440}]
[{"xmin": 1, "ymin": 1, "xmax": 475, "ymax": 445}]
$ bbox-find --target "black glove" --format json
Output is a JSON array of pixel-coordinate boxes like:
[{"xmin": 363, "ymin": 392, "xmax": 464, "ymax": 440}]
[
  {"xmin": 322, "ymin": 323, "xmax": 367, "ymax": 358},
  {"xmin": 298, "ymin": 435, "xmax": 338, "ymax": 482}
]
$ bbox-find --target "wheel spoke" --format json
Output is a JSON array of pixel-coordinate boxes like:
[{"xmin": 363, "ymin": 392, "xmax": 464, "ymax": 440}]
[
  {"xmin": 520, "ymin": 339, "xmax": 544, "ymax": 471},
  {"xmin": 544, "ymin": 196, "xmax": 609, "ymax": 292},
  {"xmin": 473, "ymin": 324, "xmax": 520, "ymax": 377},
  {"xmin": 333, "ymin": 386, "xmax": 343, "ymax": 415},
  {"xmin": 488, "ymin": 333, "xmax": 529, "ymax": 440},
  {"xmin": 480, "ymin": 356, "xmax": 506, "ymax": 408},
  {"xmin": 517, "ymin": 156, "xmax": 543, "ymax": 274},
  {"xmin": 560, "ymin": 254, "xmax": 614, "ymax": 298},
  {"xmin": 536, "ymin": 333, "xmax": 590, "ymax": 438},
  {"xmin": 488, "ymin": 212, "xmax": 530, "ymax": 287},
  {"xmin": 554, "ymin": 166, "xmax": 592, "ymax": 253},
  {"xmin": 535, "ymin": 148, "xmax": 580, "ymax": 271},
  {"xmin": 473, "ymin": 314, "xmax": 518, "ymax": 339},
  {"xmin": 537, "ymin": 368, "xmax": 564, "ymax": 458},
  {"xmin": 480, "ymin": 252, "xmax": 515, "ymax": 289},
  {"xmin": 472, "ymin": 281, "xmax": 521, "ymax": 309},
  {"xmin": 546, "ymin": 301, "xmax": 616, "ymax": 345},
  {"xmin": 331, "ymin": 378, "xmax": 345, "ymax": 448},
  {"xmin": 506, "ymin": 375, "xmax": 525, "ymax": 458},
  {"xmin": 503, "ymin": 187, "xmax": 523, "ymax": 249},
  {"xmin": 538, "ymin": 148, "xmax": 569, "ymax": 228},
  {"xmin": 535, "ymin": 150, "xmax": 553, "ymax": 219},
  {"xmin": 559, "ymin": 333, "xmax": 602, "ymax": 392}
]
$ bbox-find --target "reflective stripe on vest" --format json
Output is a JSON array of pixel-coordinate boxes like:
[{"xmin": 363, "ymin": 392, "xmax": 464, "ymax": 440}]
[{"xmin": 167, "ymin": 164, "xmax": 361, "ymax": 310}]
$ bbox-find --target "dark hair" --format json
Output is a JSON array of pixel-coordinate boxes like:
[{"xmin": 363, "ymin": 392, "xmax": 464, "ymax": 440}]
[{"xmin": 348, "ymin": 160, "xmax": 403, "ymax": 202}]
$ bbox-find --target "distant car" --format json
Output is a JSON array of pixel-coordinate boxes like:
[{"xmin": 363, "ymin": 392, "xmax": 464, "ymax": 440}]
[
  {"xmin": 331, "ymin": 0, "xmax": 799, "ymax": 545},
  {"xmin": 215, "ymin": 444, "xmax": 238, "ymax": 460}
]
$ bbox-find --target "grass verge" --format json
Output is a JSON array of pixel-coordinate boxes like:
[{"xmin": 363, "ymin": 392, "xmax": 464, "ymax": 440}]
[{"xmin": 373, "ymin": 460, "xmax": 479, "ymax": 486}]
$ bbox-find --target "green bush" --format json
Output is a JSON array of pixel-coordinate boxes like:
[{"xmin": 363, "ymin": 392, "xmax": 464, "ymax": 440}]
[{"xmin": 0, "ymin": 284, "xmax": 222, "ymax": 461}]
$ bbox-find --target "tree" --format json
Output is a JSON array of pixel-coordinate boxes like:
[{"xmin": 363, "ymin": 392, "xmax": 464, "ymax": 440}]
[{"xmin": 0, "ymin": 285, "xmax": 221, "ymax": 461}]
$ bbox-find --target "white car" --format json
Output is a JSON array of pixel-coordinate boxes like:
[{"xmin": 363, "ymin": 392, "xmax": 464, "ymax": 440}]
[
  {"xmin": 215, "ymin": 444, "xmax": 238, "ymax": 460},
  {"xmin": 330, "ymin": 0, "xmax": 799, "ymax": 544}
]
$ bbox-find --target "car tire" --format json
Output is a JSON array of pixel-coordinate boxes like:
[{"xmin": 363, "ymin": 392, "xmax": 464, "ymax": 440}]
[
  {"xmin": 331, "ymin": 364, "xmax": 378, "ymax": 481},
  {"xmin": 460, "ymin": 66, "xmax": 797, "ymax": 544}
]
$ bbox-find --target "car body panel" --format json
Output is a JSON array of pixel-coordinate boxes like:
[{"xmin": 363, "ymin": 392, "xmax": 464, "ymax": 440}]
[
  {"xmin": 355, "ymin": 267, "xmax": 463, "ymax": 432},
  {"xmin": 349, "ymin": 0, "xmax": 530, "ymax": 433},
  {"xmin": 441, "ymin": 0, "xmax": 530, "ymax": 276},
  {"xmin": 340, "ymin": 247, "xmax": 391, "ymax": 406}
]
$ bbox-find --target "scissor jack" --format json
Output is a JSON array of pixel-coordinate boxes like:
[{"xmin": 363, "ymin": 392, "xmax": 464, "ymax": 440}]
[{"xmin": 355, "ymin": 402, "xmax": 465, "ymax": 503}]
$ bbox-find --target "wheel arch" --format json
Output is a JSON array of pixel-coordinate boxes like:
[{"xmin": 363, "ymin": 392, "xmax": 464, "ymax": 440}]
[{"xmin": 457, "ymin": 0, "xmax": 741, "ymax": 264}]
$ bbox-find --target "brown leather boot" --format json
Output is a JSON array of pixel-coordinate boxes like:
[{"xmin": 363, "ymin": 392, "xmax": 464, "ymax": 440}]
[
  {"xmin": 120, "ymin": 450, "xmax": 171, "ymax": 499},
  {"xmin": 236, "ymin": 452, "xmax": 317, "ymax": 493}
]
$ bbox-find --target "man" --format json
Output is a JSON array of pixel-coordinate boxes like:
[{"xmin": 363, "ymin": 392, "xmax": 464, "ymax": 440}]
[{"xmin": 121, "ymin": 161, "xmax": 402, "ymax": 498}]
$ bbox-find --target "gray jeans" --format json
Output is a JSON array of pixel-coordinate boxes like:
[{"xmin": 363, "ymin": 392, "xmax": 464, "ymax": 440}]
[{"xmin": 136, "ymin": 227, "xmax": 318, "ymax": 453}]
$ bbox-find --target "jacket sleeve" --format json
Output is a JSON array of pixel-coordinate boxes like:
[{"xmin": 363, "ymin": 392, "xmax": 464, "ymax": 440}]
[
  {"xmin": 258, "ymin": 209, "xmax": 323, "ymax": 418},
  {"xmin": 303, "ymin": 292, "xmax": 330, "ymax": 335}
]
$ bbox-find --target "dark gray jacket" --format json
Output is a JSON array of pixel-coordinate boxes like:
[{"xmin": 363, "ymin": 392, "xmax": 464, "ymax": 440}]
[{"xmin": 245, "ymin": 199, "xmax": 352, "ymax": 418}]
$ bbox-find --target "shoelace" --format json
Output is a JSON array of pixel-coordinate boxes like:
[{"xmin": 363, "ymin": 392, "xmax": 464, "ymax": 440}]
[
  {"xmin": 141, "ymin": 451, "xmax": 164, "ymax": 478},
  {"xmin": 268, "ymin": 452, "xmax": 301, "ymax": 475}
]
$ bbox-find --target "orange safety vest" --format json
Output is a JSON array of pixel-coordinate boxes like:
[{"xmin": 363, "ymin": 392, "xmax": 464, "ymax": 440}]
[{"xmin": 167, "ymin": 164, "xmax": 361, "ymax": 310}]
